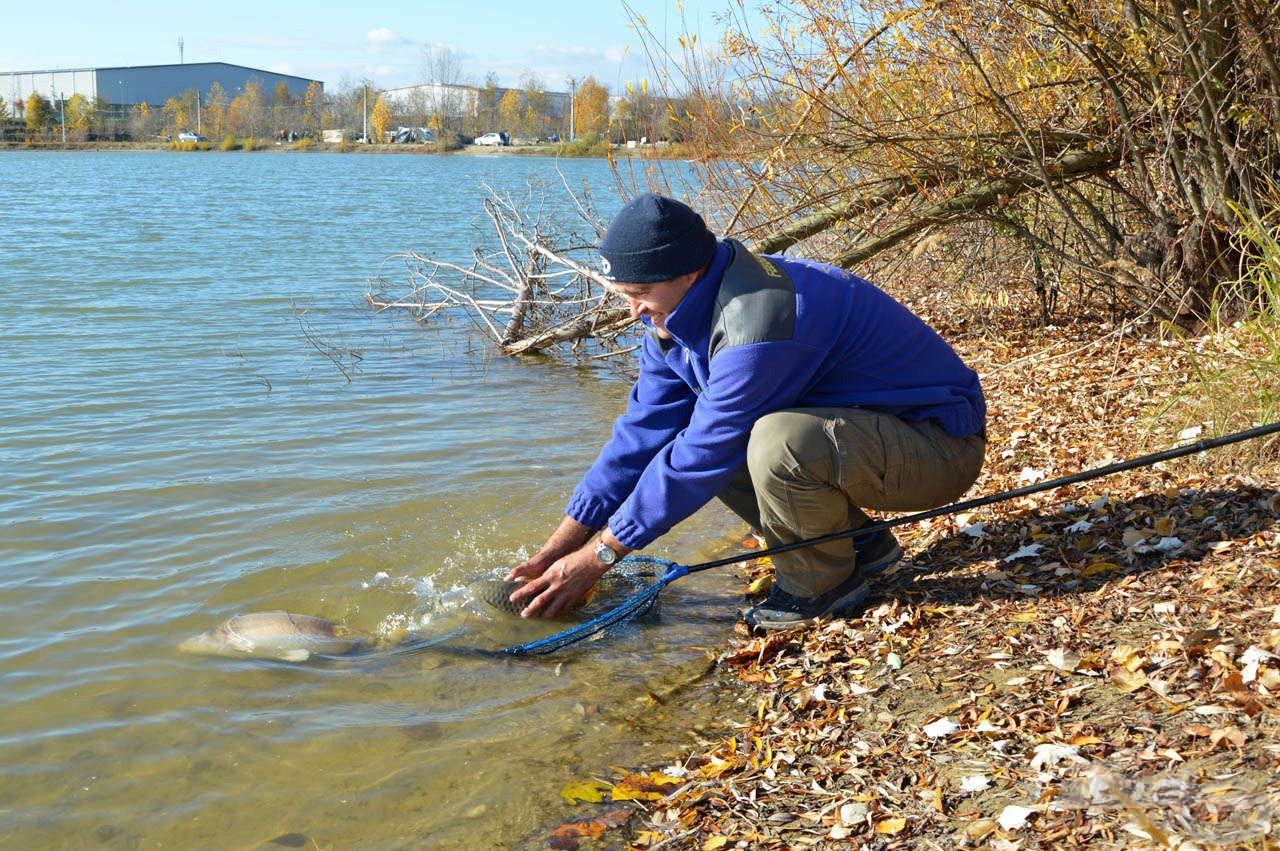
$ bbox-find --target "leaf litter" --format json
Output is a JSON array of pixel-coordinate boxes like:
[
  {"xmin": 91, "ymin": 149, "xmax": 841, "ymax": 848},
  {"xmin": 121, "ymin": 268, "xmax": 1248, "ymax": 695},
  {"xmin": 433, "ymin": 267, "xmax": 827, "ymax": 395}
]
[{"xmin": 538, "ymin": 317, "xmax": 1280, "ymax": 848}]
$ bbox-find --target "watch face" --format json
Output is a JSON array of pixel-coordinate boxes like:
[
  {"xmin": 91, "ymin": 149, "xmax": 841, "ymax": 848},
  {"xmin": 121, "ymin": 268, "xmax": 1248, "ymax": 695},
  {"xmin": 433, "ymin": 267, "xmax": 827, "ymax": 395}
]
[{"xmin": 595, "ymin": 543, "xmax": 617, "ymax": 565}]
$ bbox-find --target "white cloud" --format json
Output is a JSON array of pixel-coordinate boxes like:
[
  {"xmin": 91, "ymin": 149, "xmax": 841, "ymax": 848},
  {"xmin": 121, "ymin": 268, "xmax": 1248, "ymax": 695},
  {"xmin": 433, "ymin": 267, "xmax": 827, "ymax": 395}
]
[{"xmin": 366, "ymin": 28, "xmax": 410, "ymax": 54}]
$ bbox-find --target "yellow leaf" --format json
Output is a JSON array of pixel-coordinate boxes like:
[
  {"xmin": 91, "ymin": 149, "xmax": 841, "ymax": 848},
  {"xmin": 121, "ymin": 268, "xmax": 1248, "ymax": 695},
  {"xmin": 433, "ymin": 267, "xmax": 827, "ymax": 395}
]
[
  {"xmin": 561, "ymin": 779, "xmax": 611, "ymax": 804},
  {"xmin": 703, "ymin": 837, "xmax": 729, "ymax": 851},
  {"xmin": 747, "ymin": 575, "xmax": 773, "ymax": 595},
  {"xmin": 1082, "ymin": 561, "xmax": 1119, "ymax": 576},
  {"xmin": 877, "ymin": 817, "xmax": 908, "ymax": 835},
  {"xmin": 1009, "ymin": 611, "xmax": 1038, "ymax": 622}
]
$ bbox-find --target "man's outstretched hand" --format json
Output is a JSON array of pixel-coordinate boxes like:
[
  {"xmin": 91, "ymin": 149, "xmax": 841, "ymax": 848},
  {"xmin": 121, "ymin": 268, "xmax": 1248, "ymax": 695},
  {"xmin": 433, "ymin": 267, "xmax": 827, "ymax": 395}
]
[{"xmin": 505, "ymin": 547, "xmax": 608, "ymax": 618}]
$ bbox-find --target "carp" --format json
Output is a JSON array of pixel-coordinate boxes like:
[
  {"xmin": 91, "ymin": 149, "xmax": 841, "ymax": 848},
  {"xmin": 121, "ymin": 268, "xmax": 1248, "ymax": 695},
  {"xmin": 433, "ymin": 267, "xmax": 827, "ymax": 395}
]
[{"xmin": 178, "ymin": 611, "xmax": 372, "ymax": 662}]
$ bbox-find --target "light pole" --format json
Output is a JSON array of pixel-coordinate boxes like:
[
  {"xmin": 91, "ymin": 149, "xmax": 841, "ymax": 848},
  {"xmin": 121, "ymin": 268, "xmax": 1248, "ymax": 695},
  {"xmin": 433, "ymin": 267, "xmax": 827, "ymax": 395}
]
[
  {"xmin": 117, "ymin": 80, "xmax": 127, "ymax": 123},
  {"xmin": 567, "ymin": 76, "xmax": 577, "ymax": 141},
  {"xmin": 59, "ymin": 91, "xmax": 66, "ymax": 143}
]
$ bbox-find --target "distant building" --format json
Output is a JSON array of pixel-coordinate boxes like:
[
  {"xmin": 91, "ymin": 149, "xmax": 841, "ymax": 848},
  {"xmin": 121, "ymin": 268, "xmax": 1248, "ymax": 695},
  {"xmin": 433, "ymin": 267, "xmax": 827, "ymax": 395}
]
[
  {"xmin": 1, "ymin": 61, "xmax": 321, "ymax": 113},
  {"xmin": 380, "ymin": 82, "xmax": 569, "ymax": 127}
]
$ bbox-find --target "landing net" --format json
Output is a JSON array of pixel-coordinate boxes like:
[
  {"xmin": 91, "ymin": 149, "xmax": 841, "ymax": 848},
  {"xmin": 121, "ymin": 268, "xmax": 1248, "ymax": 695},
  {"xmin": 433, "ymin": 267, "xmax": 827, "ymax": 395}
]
[{"xmin": 499, "ymin": 556, "xmax": 689, "ymax": 656}]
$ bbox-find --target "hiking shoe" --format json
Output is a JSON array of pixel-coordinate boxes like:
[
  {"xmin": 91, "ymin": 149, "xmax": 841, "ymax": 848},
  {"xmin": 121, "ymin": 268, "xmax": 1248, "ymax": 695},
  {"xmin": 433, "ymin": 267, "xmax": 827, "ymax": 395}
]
[
  {"xmin": 742, "ymin": 570, "xmax": 870, "ymax": 631},
  {"xmin": 854, "ymin": 529, "xmax": 902, "ymax": 575}
]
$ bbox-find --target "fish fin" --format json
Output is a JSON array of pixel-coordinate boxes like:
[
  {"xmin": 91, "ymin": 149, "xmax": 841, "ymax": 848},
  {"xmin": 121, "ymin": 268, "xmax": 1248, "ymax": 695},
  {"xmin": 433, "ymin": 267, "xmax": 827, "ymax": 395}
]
[{"xmin": 278, "ymin": 649, "xmax": 311, "ymax": 662}]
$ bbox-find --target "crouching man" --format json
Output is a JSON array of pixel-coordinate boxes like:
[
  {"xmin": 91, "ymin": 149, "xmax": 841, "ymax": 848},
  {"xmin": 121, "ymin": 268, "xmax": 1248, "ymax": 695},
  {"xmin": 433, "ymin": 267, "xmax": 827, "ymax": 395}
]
[{"xmin": 508, "ymin": 193, "xmax": 986, "ymax": 630}]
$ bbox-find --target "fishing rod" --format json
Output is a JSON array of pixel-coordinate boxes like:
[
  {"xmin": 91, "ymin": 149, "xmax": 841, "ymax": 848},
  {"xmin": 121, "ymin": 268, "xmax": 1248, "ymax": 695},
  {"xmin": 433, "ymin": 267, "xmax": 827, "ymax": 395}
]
[{"xmin": 501, "ymin": 420, "xmax": 1280, "ymax": 655}]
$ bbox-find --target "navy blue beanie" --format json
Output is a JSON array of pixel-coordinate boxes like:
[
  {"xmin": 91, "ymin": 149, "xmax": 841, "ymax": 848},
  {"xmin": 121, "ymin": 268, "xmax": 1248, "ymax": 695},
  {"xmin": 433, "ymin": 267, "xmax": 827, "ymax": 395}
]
[{"xmin": 598, "ymin": 193, "xmax": 717, "ymax": 283}]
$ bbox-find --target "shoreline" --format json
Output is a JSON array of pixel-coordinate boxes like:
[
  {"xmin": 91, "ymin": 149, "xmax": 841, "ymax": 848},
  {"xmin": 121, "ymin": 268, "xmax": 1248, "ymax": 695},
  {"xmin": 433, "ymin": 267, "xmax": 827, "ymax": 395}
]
[{"xmin": 0, "ymin": 139, "xmax": 681, "ymax": 158}]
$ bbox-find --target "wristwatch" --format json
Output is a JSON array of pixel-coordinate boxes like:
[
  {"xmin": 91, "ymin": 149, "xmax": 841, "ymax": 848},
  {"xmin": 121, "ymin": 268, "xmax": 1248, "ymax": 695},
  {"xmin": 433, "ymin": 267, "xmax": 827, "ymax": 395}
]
[{"xmin": 594, "ymin": 540, "xmax": 621, "ymax": 566}]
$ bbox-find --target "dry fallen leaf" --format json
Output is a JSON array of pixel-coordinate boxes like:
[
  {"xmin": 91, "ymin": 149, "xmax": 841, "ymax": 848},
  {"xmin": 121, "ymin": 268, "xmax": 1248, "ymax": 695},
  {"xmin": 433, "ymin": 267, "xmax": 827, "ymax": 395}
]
[
  {"xmin": 1029, "ymin": 742, "xmax": 1084, "ymax": 771},
  {"xmin": 1110, "ymin": 667, "xmax": 1149, "ymax": 693},
  {"xmin": 1004, "ymin": 544, "xmax": 1044, "ymax": 562},
  {"xmin": 922, "ymin": 717, "xmax": 960, "ymax": 738},
  {"xmin": 1046, "ymin": 647, "xmax": 1082, "ymax": 672},
  {"xmin": 610, "ymin": 772, "xmax": 683, "ymax": 802},
  {"xmin": 997, "ymin": 805, "xmax": 1035, "ymax": 831}
]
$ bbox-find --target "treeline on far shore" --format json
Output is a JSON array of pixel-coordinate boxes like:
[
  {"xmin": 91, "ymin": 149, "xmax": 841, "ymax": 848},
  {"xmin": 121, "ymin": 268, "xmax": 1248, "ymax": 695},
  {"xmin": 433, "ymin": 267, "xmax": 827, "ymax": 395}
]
[
  {"xmin": 3, "ymin": 70, "xmax": 689, "ymax": 154},
  {"xmin": 0, "ymin": 132, "xmax": 684, "ymax": 159}
]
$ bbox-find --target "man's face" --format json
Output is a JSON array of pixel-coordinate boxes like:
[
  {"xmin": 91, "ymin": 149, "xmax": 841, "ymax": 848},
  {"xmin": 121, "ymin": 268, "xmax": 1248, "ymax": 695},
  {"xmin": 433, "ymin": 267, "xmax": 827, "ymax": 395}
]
[{"xmin": 610, "ymin": 271, "xmax": 699, "ymax": 339}]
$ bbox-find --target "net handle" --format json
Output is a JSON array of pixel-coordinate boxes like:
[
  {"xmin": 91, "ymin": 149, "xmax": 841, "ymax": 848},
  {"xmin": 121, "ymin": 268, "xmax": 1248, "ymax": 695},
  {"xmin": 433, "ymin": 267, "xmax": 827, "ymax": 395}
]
[{"xmin": 683, "ymin": 421, "xmax": 1280, "ymax": 575}]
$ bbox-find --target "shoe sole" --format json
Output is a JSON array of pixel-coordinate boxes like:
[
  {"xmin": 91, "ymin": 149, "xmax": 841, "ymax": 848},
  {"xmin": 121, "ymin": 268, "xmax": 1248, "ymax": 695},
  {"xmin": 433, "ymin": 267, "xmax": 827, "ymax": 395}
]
[{"xmin": 743, "ymin": 580, "xmax": 870, "ymax": 631}]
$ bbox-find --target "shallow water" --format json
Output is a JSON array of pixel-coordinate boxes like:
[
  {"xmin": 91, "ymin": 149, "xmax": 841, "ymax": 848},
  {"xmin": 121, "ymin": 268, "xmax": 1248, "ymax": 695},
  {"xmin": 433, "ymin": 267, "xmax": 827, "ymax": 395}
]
[{"xmin": 0, "ymin": 150, "xmax": 744, "ymax": 848}]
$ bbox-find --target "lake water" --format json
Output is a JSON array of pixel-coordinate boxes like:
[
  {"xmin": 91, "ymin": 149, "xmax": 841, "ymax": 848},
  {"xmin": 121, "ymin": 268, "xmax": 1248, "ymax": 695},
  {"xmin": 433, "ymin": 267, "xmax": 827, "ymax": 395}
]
[{"xmin": 0, "ymin": 151, "xmax": 745, "ymax": 848}]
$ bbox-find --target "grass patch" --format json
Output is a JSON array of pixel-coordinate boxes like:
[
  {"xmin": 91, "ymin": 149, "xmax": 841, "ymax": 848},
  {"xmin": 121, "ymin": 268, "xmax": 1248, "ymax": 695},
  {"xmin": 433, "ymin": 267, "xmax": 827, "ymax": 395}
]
[
  {"xmin": 1166, "ymin": 199, "xmax": 1280, "ymax": 457},
  {"xmin": 554, "ymin": 132, "xmax": 611, "ymax": 158}
]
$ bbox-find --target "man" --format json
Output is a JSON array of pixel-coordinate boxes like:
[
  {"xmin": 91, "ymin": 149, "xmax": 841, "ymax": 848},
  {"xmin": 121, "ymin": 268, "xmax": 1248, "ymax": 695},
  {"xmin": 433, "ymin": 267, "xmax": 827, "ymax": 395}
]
[{"xmin": 507, "ymin": 193, "xmax": 986, "ymax": 630}]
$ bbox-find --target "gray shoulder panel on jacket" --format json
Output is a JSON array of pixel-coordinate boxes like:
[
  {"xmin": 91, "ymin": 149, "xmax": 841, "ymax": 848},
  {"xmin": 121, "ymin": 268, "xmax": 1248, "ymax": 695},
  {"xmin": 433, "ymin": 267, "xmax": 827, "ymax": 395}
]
[{"xmin": 709, "ymin": 240, "xmax": 797, "ymax": 360}]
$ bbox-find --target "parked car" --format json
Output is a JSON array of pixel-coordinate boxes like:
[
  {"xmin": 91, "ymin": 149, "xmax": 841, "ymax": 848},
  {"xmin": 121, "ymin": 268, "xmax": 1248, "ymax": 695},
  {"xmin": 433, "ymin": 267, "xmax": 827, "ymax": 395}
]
[
  {"xmin": 474, "ymin": 132, "xmax": 509, "ymax": 146},
  {"xmin": 178, "ymin": 131, "xmax": 207, "ymax": 143}
]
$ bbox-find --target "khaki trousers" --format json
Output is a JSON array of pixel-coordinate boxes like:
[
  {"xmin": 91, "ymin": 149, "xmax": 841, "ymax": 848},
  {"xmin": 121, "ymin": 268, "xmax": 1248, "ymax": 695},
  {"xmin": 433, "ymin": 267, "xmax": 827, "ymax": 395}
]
[{"xmin": 717, "ymin": 407, "xmax": 985, "ymax": 597}]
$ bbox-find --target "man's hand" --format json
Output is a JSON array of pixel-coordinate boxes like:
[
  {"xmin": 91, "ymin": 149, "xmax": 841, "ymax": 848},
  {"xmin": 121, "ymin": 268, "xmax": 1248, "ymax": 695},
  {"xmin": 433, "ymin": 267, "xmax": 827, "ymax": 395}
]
[
  {"xmin": 506, "ymin": 514, "xmax": 594, "ymax": 586},
  {"xmin": 507, "ymin": 547, "xmax": 609, "ymax": 618}
]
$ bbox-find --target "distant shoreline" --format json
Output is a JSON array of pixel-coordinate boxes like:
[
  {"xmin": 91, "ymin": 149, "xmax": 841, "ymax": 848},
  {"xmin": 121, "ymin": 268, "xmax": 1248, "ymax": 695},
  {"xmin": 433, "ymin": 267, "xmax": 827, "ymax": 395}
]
[{"xmin": 0, "ymin": 139, "xmax": 683, "ymax": 159}]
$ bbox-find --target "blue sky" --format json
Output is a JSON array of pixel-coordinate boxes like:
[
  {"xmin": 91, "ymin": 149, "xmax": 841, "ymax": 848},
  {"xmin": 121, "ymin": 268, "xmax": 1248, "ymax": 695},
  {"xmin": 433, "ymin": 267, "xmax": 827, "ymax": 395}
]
[{"xmin": 3, "ymin": 0, "xmax": 738, "ymax": 93}]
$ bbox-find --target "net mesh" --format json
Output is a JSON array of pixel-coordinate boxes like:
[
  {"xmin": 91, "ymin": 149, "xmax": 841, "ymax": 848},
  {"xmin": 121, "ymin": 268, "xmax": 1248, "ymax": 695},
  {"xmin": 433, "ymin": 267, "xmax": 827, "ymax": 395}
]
[{"xmin": 499, "ymin": 557, "xmax": 685, "ymax": 656}]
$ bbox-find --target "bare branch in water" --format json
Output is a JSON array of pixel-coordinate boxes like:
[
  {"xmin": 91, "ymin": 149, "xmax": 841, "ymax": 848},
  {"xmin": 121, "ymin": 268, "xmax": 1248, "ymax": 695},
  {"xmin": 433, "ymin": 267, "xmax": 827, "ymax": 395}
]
[
  {"xmin": 294, "ymin": 305, "xmax": 363, "ymax": 383},
  {"xmin": 367, "ymin": 179, "xmax": 640, "ymax": 361}
]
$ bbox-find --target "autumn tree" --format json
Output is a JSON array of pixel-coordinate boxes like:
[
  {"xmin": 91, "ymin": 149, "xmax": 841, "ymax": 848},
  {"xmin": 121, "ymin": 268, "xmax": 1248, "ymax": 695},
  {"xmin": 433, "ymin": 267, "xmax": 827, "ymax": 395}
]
[
  {"xmin": 572, "ymin": 76, "xmax": 609, "ymax": 137},
  {"xmin": 476, "ymin": 73, "xmax": 503, "ymax": 133},
  {"xmin": 127, "ymin": 102, "xmax": 159, "ymax": 140},
  {"xmin": 370, "ymin": 95, "xmax": 392, "ymax": 142},
  {"xmin": 64, "ymin": 93, "xmax": 92, "ymax": 139},
  {"xmin": 24, "ymin": 92, "xmax": 53, "ymax": 134},
  {"xmin": 272, "ymin": 81, "xmax": 295, "ymax": 135},
  {"xmin": 520, "ymin": 70, "xmax": 549, "ymax": 139},
  {"xmin": 301, "ymin": 80, "xmax": 325, "ymax": 138},
  {"xmin": 497, "ymin": 88, "xmax": 523, "ymax": 136},
  {"xmin": 204, "ymin": 82, "xmax": 229, "ymax": 140},
  {"xmin": 665, "ymin": 0, "xmax": 1280, "ymax": 324},
  {"xmin": 162, "ymin": 89, "xmax": 199, "ymax": 135},
  {"xmin": 227, "ymin": 80, "xmax": 267, "ymax": 138}
]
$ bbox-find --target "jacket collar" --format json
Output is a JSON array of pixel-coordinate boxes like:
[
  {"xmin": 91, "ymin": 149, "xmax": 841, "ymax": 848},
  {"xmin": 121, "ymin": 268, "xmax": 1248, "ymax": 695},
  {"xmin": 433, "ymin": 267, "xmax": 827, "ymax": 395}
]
[{"xmin": 651, "ymin": 240, "xmax": 733, "ymax": 347}]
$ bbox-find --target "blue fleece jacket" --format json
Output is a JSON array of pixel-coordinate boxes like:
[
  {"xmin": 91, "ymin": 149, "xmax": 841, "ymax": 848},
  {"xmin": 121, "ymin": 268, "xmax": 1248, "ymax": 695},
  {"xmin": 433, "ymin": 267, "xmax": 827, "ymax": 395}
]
[{"xmin": 566, "ymin": 241, "xmax": 986, "ymax": 551}]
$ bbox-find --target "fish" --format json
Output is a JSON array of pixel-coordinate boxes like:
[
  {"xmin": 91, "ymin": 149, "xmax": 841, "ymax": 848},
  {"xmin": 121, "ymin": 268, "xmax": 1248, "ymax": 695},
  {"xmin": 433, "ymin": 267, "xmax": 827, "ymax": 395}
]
[
  {"xmin": 469, "ymin": 580, "xmax": 531, "ymax": 616},
  {"xmin": 469, "ymin": 580, "xmax": 597, "ymax": 617},
  {"xmin": 178, "ymin": 611, "xmax": 372, "ymax": 662}
]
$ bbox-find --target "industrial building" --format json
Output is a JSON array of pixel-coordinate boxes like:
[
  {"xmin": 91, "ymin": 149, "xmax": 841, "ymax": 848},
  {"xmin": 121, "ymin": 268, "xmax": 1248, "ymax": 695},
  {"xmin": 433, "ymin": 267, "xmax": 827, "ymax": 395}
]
[{"xmin": 1, "ymin": 62, "xmax": 321, "ymax": 112}]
